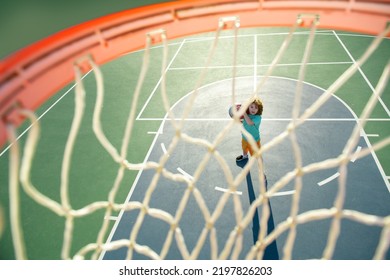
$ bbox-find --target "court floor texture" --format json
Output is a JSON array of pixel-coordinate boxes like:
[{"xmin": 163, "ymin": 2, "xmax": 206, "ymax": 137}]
[{"xmin": 0, "ymin": 26, "xmax": 389, "ymax": 260}]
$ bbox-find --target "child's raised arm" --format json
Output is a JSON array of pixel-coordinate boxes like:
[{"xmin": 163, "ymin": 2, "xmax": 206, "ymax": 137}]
[{"xmin": 243, "ymin": 112, "xmax": 254, "ymax": 125}]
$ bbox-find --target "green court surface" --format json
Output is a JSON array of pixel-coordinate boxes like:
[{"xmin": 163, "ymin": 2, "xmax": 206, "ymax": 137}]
[
  {"xmin": 0, "ymin": 6, "xmax": 389, "ymax": 259},
  {"xmin": 0, "ymin": 0, "xmax": 170, "ymax": 59},
  {"xmin": 1, "ymin": 26, "xmax": 389, "ymax": 259}
]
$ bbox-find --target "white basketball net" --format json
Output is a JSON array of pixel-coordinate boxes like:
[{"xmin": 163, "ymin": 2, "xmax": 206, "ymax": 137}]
[{"xmin": 3, "ymin": 15, "xmax": 390, "ymax": 260}]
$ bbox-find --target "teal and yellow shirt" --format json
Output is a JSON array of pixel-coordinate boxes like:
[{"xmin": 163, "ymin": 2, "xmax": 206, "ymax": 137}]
[{"xmin": 242, "ymin": 115, "xmax": 262, "ymax": 142}]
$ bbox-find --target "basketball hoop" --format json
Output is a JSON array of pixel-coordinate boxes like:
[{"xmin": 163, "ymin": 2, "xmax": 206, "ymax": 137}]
[
  {"xmin": 1, "ymin": 0, "xmax": 389, "ymax": 261},
  {"xmin": 1, "ymin": 0, "xmax": 389, "ymax": 146}
]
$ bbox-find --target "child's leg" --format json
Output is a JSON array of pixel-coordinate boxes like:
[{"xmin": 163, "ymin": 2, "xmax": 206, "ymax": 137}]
[
  {"xmin": 246, "ymin": 140, "xmax": 261, "ymax": 157},
  {"xmin": 236, "ymin": 139, "xmax": 249, "ymax": 161},
  {"xmin": 242, "ymin": 139, "xmax": 249, "ymax": 157}
]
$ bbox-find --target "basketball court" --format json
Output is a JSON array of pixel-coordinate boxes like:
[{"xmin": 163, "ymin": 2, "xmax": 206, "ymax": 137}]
[
  {"xmin": 100, "ymin": 73, "xmax": 389, "ymax": 260},
  {"xmin": 0, "ymin": 1, "xmax": 389, "ymax": 260}
]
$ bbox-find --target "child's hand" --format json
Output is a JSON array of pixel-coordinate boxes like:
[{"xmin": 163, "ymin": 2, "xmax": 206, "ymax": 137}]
[{"xmin": 243, "ymin": 112, "xmax": 254, "ymax": 125}]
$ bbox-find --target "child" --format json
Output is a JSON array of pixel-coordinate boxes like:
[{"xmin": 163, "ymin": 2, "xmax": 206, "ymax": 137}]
[{"xmin": 236, "ymin": 97, "xmax": 263, "ymax": 161}]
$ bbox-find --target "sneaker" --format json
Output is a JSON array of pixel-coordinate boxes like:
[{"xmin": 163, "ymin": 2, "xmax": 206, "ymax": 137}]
[{"xmin": 236, "ymin": 154, "xmax": 248, "ymax": 161}]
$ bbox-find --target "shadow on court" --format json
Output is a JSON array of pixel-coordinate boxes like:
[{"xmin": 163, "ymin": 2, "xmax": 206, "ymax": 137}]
[{"xmin": 236, "ymin": 158, "xmax": 279, "ymax": 260}]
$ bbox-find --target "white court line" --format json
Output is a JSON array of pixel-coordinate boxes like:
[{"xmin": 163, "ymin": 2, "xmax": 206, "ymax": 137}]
[
  {"xmin": 0, "ymin": 70, "xmax": 92, "ymax": 158},
  {"xmin": 254, "ymin": 34, "xmax": 257, "ymax": 92},
  {"xmin": 366, "ymin": 134, "xmax": 380, "ymax": 137},
  {"xmin": 215, "ymin": 186, "xmax": 242, "ymax": 195},
  {"xmin": 123, "ymin": 31, "xmax": 386, "ymax": 57},
  {"xmin": 318, "ymin": 172, "xmax": 340, "ymax": 186},
  {"xmin": 350, "ymin": 146, "xmax": 362, "ymax": 163},
  {"xmin": 104, "ymin": 216, "xmax": 118, "ymax": 221},
  {"xmin": 177, "ymin": 167, "xmax": 194, "ymax": 180},
  {"xmin": 136, "ymin": 39, "xmax": 186, "ymax": 120},
  {"xmin": 161, "ymin": 143, "xmax": 168, "ymax": 155},
  {"xmin": 121, "ymin": 41, "xmax": 184, "ymax": 56},
  {"xmin": 184, "ymin": 30, "xmax": 335, "ymax": 42},
  {"xmin": 270, "ymin": 190, "xmax": 296, "ymax": 197},
  {"xmin": 100, "ymin": 119, "xmax": 167, "ymax": 259},
  {"xmin": 333, "ymin": 30, "xmax": 390, "ymax": 117},
  {"xmin": 169, "ymin": 61, "xmax": 352, "ymax": 71},
  {"xmin": 336, "ymin": 33, "xmax": 390, "ymax": 39}
]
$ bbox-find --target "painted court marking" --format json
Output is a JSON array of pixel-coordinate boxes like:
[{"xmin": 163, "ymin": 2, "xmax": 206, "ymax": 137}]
[
  {"xmin": 270, "ymin": 190, "xmax": 296, "ymax": 197},
  {"xmin": 161, "ymin": 143, "xmax": 168, "ymax": 155},
  {"xmin": 215, "ymin": 186, "xmax": 242, "ymax": 195},
  {"xmin": 177, "ymin": 167, "xmax": 194, "ymax": 181},
  {"xmin": 350, "ymin": 146, "xmax": 362, "ymax": 163},
  {"xmin": 318, "ymin": 172, "xmax": 340, "ymax": 186},
  {"xmin": 333, "ymin": 30, "xmax": 390, "ymax": 117},
  {"xmin": 104, "ymin": 216, "xmax": 118, "ymax": 221}
]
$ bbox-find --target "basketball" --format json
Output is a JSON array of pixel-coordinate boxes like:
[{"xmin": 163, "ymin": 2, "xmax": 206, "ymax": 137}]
[{"xmin": 228, "ymin": 104, "xmax": 244, "ymax": 119}]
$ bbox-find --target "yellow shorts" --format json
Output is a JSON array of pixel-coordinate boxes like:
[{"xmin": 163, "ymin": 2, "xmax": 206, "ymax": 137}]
[{"xmin": 242, "ymin": 138, "xmax": 261, "ymax": 156}]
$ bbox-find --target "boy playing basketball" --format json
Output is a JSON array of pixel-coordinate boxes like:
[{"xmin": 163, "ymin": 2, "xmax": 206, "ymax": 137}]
[{"xmin": 236, "ymin": 97, "xmax": 263, "ymax": 161}]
